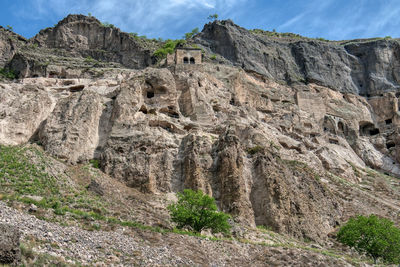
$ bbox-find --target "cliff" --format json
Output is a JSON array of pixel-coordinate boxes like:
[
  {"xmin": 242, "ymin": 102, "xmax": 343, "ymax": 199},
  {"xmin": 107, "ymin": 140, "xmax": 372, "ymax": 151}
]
[
  {"xmin": 195, "ymin": 20, "xmax": 400, "ymax": 96},
  {"xmin": 1, "ymin": 15, "xmax": 400, "ymax": 266}
]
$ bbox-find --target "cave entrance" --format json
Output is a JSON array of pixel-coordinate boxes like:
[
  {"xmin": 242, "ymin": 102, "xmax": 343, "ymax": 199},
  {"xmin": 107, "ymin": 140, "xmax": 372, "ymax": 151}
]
[
  {"xmin": 190, "ymin": 57, "xmax": 195, "ymax": 64},
  {"xmin": 359, "ymin": 122, "xmax": 380, "ymax": 136},
  {"xmin": 147, "ymin": 91, "xmax": 155, "ymax": 98},
  {"xmin": 183, "ymin": 57, "xmax": 189, "ymax": 64}
]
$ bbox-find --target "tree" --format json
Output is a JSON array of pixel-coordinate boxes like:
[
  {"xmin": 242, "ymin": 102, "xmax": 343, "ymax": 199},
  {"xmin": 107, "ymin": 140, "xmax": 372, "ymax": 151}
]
[
  {"xmin": 168, "ymin": 189, "xmax": 231, "ymax": 233},
  {"xmin": 207, "ymin": 14, "xmax": 218, "ymax": 21},
  {"xmin": 184, "ymin": 27, "xmax": 199, "ymax": 40},
  {"xmin": 337, "ymin": 214, "xmax": 400, "ymax": 264}
]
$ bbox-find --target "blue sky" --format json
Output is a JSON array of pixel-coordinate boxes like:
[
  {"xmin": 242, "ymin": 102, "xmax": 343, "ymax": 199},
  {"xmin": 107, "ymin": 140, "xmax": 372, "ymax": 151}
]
[{"xmin": 0, "ymin": 0, "xmax": 399, "ymax": 40}]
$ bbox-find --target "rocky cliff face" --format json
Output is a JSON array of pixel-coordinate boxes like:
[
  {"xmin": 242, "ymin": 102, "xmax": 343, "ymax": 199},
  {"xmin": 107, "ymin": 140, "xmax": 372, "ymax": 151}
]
[
  {"xmin": 33, "ymin": 14, "xmax": 154, "ymax": 69},
  {"xmin": 2, "ymin": 61, "xmax": 400, "ymax": 244},
  {"xmin": 2, "ymin": 15, "xmax": 400, "ymax": 265},
  {"xmin": 195, "ymin": 20, "xmax": 400, "ymax": 96},
  {"xmin": 0, "ymin": 26, "xmax": 26, "ymax": 68}
]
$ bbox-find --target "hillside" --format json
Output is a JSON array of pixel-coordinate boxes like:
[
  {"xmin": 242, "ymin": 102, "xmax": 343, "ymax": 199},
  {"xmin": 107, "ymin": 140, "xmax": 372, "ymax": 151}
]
[{"xmin": 1, "ymin": 14, "xmax": 400, "ymax": 266}]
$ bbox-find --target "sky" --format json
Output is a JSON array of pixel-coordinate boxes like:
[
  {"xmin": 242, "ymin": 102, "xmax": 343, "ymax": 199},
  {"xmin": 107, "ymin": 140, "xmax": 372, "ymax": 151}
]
[{"xmin": 0, "ymin": 0, "xmax": 399, "ymax": 40}]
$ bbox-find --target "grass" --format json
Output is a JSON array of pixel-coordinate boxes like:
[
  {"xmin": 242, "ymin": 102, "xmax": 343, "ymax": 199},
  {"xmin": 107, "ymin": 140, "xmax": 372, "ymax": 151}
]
[{"xmin": 0, "ymin": 144, "xmax": 374, "ymax": 265}]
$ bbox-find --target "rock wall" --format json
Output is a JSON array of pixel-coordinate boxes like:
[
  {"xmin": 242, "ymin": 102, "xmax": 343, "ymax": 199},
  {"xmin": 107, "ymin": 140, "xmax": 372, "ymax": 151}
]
[
  {"xmin": 194, "ymin": 20, "xmax": 400, "ymax": 95},
  {"xmin": 0, "ymin": 26, "xmax": 26, "ymax": 68},
  {"xmin": 33, "ymin": 14, "xmax": 153, "ymax": 69}
]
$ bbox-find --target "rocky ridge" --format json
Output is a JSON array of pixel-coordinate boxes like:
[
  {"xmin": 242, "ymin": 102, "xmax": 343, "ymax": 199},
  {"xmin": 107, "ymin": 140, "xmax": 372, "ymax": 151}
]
[{"xmin": 1, "ymin": 15, "xmax": 400, "ymax": 266}]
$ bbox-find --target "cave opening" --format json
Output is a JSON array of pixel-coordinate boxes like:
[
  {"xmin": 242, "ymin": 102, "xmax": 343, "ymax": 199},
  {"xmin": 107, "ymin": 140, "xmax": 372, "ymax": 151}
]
[{"xmin": 147, "ymin": 91, "xmax": 155, "ymax": 98}]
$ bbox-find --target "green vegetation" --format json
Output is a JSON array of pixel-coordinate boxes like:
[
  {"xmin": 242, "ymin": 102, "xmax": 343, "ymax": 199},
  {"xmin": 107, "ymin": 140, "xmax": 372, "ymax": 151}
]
[
  {"xmin": 184, "ymin": 27, "xmax": 199, "ymax": 40},
  {"xmin": 207, "ymin": 14, "xmax": 218, "ymax": 21},
  {"xmin": 101, "ymin": 22, "xmax": 115, "ymax": 28},
  {"xmin": 0, "ymin": 68, "xmax": 16, "ymax": 79},
  {"xmin": 89, "ymin": 159, "xmax": 100, "ymax": 169},
  {"xmin": 153, "ymin": 39, "xmax": 186, "ymax": 59},
  {"xmin": 210, "ymin": 54, "xmax": 217, "ymax": 60},
  {"xmin": 337, "ymin": 214, "xmax": 400, "ymax": 264},
  {"xmin": 247, "ymin": 145, "xmax": 264, "ymax": 155},
  {"xmin": 168, "ymin": 189, "xmax": 231, "ymax": 233},
  {"xmin": 6, "ymin": 25, "xmax": 13, "ymax": 31},
  {"xmin": 0, "ymin": 145, "xmax": 107, "ymax": 224},
  {"xmin": 250, "ymin": 28, "xmax": 330, "ymax": 42}
]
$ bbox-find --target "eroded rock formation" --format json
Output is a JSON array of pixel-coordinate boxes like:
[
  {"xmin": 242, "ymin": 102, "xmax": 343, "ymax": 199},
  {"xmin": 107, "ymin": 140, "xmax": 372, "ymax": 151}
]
[{"xmin": 2, "ymin": 15, "xmax": 400, "ymax": 247}]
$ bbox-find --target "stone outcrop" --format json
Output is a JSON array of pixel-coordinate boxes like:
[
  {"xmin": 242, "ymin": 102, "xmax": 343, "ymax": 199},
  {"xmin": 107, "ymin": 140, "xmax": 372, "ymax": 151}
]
[
  {"xmin": 194, "ymin": 20, "xmax": 400, "ymax": 95},
  {"xmin": 32, "ymin": 14, "xmax": 154, "ymax": 69},
  {"xmin": 0, "ymin": 224, "xmax": 21, "ymax": 265},
  {"xmin": 3, "ymin": 15, "xmax": 400, "ymax": 248},
  {"xmin": 0, "ymin": 26, "xmax": 26, "ymax": 68}
]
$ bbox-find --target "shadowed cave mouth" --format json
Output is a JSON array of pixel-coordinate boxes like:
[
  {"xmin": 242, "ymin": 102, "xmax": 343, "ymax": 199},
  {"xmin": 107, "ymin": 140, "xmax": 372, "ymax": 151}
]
[
  {"xmin": 147, "ymin": 91, "xmax": 155, "ymax": 98},
  {"xmin": 387, "ymin": 142, "xmax": 395, "ymax": 149},
  {"xmin": 359, "ymin": 122, "xmax": 380, "ymax": 136}
]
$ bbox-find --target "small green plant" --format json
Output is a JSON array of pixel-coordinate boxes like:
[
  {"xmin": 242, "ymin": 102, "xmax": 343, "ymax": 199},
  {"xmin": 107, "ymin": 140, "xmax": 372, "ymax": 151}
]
[
  {"xmin": 6, "ymin": 25, "xmax": 13, "ymax": 31},
  {"xmin": 0, "ymin": 68, "xmax": 16, "ymax": 79},
  {"xmin": 207, "ymin": 14, "xmax": 218, "ymax": 21},
  {"xmin": 168, "ymin": 189, "xmax": 231, "ymax": 233},
  {"xmin": 89, "ymin": 159, "xmax": 100, "ymax": 169},
  {"xmin": 210, "ymin": 54, "xmax": 217, "ymax": 60},
  {"xmin": 88, "ymin": 12, "xmax": 92, "ymax": 17},
  {"xmin": 247, "ymin": 145, "xmax": 264, "ymax": 155},
  {"xmin": 101, "ymin": 22, "xmax": 115, "ymax": 28},
  {"xmin": 184, "ymin": 27, "xmax": 199, "ymax": 40},
  {"xmin": 337, "ymin": 214, "xmax": 400, "ymax": 264},
  {"xmin": 153, "ymin": 39, "xmax": 186, "ymax": 59}
]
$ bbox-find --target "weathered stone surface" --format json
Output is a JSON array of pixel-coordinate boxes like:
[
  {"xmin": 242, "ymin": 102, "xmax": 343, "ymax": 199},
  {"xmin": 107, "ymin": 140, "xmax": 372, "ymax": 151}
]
[
  {"xmin": 33, "ymin": 14, "xmax": 154, "ymax": 69},
  {"xmin": 250, "ymin": 153, "xmax": 342, "ymax": 242},
  {"xmin": 0, "ymin": 224, "xmax": 21, "ymax": 265},
  {"xmin": 0, "ymin": 82, "xmax": 54, "ymax": 145},
  {"xmin": 194, "ymin": 20, "xmax": 400, "ymax": 95},
  {"xmin": 39, "ymin": 90, "xmax": 104, "ymax": 163},
  {"xmin": 0, "ymin": 26, "xmax": 26, "ymax": 68}
]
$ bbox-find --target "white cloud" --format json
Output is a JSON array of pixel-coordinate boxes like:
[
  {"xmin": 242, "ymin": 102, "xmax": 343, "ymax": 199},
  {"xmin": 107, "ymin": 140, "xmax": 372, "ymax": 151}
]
[{"xmin": 17, "ymin": 0, "xmax": 246, "ymax": 38}]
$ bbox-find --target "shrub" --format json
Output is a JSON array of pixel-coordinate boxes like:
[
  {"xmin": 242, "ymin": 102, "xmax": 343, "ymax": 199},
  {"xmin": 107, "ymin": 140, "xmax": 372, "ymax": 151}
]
[
  {"xmin": 0, "ymin": 68, "xmax": 16, "ymax": 79},
  {"xmin": 210, "ymin": 54, "xmax": 217, "ymax": 60},
  {"xmin": 207, "ymin": 14, "xmax": 218, "ymax": 21},
  {"xmin": 337, "ymin": 214, "xmax": 400, "ymax": 264},
  {"xmin": 89, "ymin": 159, "xmax": 100, "ymax": 169},
  {"xmin": 101, "ymin": 22, "xmax": 115, "ymax": 28},
  {"xmin": 184, "ymin": 27, "xmax": 199, "ymax": 40},
  {"xmin": 168, "ymin": 189, "xmax": 231, "ymax": 233},
  {"xmin": 153, "ymin": 39, "xmax": 186, "ymax": 59},
  {"xmin": 247, "ymin": 145, "xmax": 264, "ymax": 155}
]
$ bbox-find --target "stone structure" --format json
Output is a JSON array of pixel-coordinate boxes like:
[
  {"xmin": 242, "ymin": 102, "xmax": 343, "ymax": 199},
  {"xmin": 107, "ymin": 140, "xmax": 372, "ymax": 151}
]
[{"xmin": 167, "ymin": 48, "xmax": 202, "ymax": 65}]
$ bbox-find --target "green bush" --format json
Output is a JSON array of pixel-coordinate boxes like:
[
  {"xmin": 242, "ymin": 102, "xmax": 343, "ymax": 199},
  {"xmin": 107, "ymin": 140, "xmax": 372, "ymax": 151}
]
[
  {"xmin": 207, "ymin": 14, "xmax": 218, "ymax": 21},
  {"xmin": 184, "ymin": 27, "xmax": 199, "ymax": 40},
  {"xmin": 247, "ymin": 145, "xmax": 264, "ymax": 155},
  {"xmin": 153, "ymin": 39, "xmax": 186, "ymax": 59},
  {"xmin": 337, "ymin": 214, "xmax": 400, "ymax": 264},
  {"xmin": 168, "ymin": 189, "xmax": 231, "ymax": 233},
  {"xmin": 0, "ymin": 68, "xmax": 16, "ymax": 79},
  {"xmin": 89, "ymin": 159, "xmax": 100, "ymax": 169}
]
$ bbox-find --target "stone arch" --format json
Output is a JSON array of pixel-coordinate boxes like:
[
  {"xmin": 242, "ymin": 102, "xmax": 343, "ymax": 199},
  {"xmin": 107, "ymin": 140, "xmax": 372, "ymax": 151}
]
[
  {"xmin": 190, "ymin": 57, "xmax": 195, "ymax": 64},
  {"xmin": 183, "ymin": 57, "xmax": 189, "ymax": 64}
]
